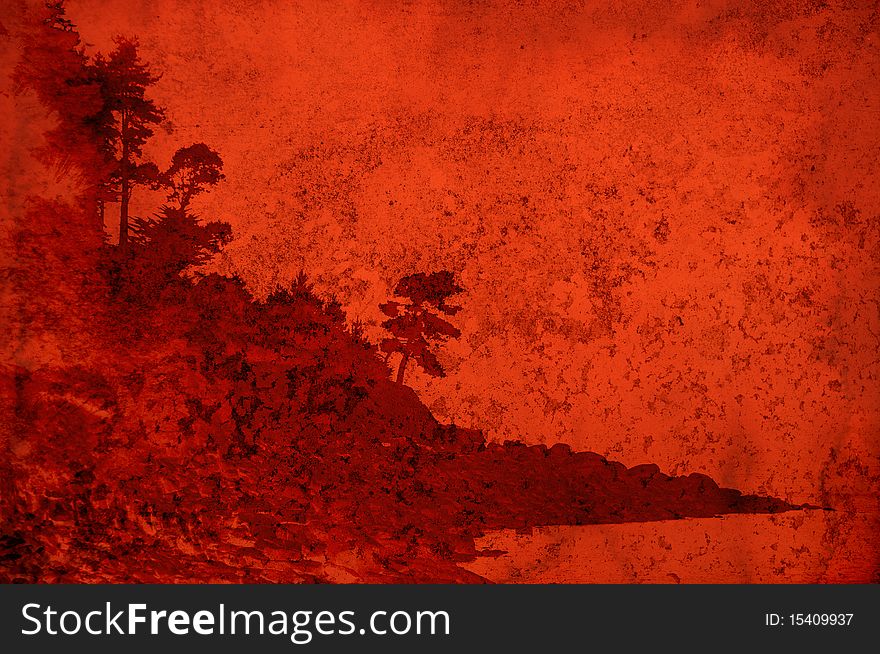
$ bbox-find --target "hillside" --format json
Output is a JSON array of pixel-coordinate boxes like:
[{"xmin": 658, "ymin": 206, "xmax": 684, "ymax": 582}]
[{"xmin": 2, "ymin": 265, "xmax": 798, "ymax": 583}]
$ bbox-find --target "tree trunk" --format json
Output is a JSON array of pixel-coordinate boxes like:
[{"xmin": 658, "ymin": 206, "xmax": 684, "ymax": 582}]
[
  {"xmin": 118, "ymin": 110, "xmax": 130, "ymax": 249},
  {"xmin": 396, "ymin": 352, "xmax": 410, "ymax": 384},
  {"xmin": 119, "ymin": 175, "xmax": 129, "ymax": 248}
]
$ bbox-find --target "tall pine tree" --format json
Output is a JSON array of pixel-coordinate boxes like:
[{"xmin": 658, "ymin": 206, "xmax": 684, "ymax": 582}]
[{"xmin": 92, "ymin": 37, "xmax": 164, "ymax": 248}]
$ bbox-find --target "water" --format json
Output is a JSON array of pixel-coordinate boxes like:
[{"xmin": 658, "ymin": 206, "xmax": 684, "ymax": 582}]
[{"xmin": 463, "ymin": 510, "xmax": 878, "ymax": 583}]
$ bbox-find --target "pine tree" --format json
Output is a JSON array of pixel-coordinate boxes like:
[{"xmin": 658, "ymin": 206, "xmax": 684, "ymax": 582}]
[
  {"xmin": 92, "ymin": 37, "xmax": 164, "ymax": 248},
  {"xmin": 379, "ymin": 271, "xmax": 463, "ymax": 384}
]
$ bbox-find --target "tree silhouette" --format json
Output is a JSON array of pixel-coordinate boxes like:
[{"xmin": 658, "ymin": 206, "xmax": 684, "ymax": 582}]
[
  {"xmin": 157, "ymin": 143, "xmax": 225, "ymax": 212},
  {"xmin": 130, "ymin": 207, "xmax": 231, "ymax": 278},
  {"xmin": 379, "ymin": 271, "xmax": 463, "ymax": 384},
  {"xmin": 129, "ymin": 144, "xmax": 230, "ymax": 285},
  {"xmin": 92, "ymin": 37, "xmax": 164, "ymax": 248}
]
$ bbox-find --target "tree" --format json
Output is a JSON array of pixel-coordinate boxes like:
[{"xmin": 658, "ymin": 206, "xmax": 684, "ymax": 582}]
[
  {"xmin": 92, "ymin": 37, "xmax": 164, "ymax": 248},
  {"xmin": 379, "ymin": 271, "xmax": 463, "ymax": 384},
  {"xmin": 129, "ymin": 207, "xmax": 231, "ymax": 279},
  {"xmin": 157, "ymin": 143, "xmax": 225, "ymax": 212},
  {"xmin": 128, "ymin": 144, "xmax": 230, "ymax": 284},
  {"xmin": 12, "ymin": 1, "xmax": 113, "ymax": 211}
]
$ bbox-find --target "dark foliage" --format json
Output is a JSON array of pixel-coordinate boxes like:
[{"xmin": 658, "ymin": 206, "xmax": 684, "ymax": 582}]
[
  {"xmin": 379, "ymin": 271, "xmax": 463, "ymax": 384},
  {"xmin": 91, "ymin": 35, "xmax": 165, "ymax": 246}
]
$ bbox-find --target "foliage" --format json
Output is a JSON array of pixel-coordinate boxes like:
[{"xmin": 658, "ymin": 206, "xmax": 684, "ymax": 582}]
[
  {"xmin": 156, "ymin": 143, "xmax": 225, "ymax": 212},
  {"xmin": 379, "ymin": 271, "xmax": 463, "ymax": 384},
  {"xmin": 91, "ymin": 35, "xmax": 165, "ymax": 245}
]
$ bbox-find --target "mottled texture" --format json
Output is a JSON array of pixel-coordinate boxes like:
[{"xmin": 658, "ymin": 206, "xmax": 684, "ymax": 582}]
[{"xmin": 2, "ymin": 0, "xmax": 878, "ymax": 582}]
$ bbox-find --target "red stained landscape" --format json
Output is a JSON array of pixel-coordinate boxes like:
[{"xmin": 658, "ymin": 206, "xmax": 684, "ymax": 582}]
[{"xmin": 1, "ymin": 1, "xmax": 878, "ymax": 583}]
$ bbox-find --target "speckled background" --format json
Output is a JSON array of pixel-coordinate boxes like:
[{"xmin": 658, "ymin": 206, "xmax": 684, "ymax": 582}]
[{"xmin": 6, "ymin": 0, "xmax": 879, "ymax": 581}]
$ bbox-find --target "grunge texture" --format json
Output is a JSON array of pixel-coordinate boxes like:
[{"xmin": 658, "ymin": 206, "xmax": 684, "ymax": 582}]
[{"xmin": 1, "ymin": 0, "xmax": 878, "ymax": 582}]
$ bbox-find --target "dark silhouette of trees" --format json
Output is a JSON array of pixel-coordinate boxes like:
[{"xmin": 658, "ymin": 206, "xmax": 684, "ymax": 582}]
[
  {"xmin": 379, "ymin": 271, "xmax": 463, "ymax": 384},
  {"xmin": 129, "ymin": 208, "xmax": 231, "ymax": 279},
  {"xmin": 156, "ymin": 143, "xmax": 225, "ymax": 212},
  {"xmin": 92, "ymin": 37, "xmax": 165, "ymax": 248},
  {"xmin": 16, "ymin": 7, "xmax": 228, "ymax": 298},
  {"xmin": 129, "ymin": 144, "xmax": 230, "ymax": 285},
  {"xmin": 13, "ymin": 6, "xmax": 164, "ymax": 238}
]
